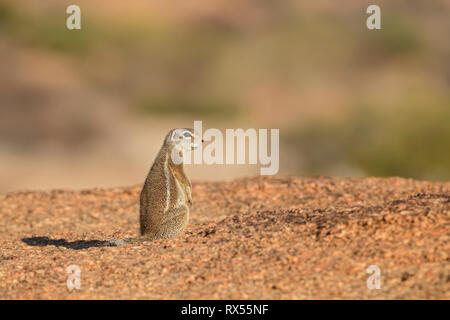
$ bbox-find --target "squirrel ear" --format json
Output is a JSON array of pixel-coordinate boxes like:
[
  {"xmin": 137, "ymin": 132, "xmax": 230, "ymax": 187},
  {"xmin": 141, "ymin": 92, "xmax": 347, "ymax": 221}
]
[{"xmin": 171, "ymin": 130, "xmax": 178, "ymax": 141}]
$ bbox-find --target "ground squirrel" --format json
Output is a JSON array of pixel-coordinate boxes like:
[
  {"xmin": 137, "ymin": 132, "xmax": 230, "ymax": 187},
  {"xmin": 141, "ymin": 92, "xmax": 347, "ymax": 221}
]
[
  {"xmin": 109, "ymin": 128, "xmax": 201, "ymax": 245},
  {"xmin": 140, "ymin": 128, "xmax": 201, "ymax": 239}
]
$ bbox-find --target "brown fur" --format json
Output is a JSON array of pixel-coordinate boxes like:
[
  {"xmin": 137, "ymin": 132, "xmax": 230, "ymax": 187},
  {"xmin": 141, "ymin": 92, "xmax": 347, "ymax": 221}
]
[{"xmin": 139, "ymin": 129, "xmax": 194, "ymax": 240}]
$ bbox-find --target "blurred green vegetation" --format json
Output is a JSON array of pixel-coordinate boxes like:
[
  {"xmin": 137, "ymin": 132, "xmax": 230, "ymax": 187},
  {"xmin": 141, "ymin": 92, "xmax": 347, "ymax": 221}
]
[
  {"xmin": 284, "ymin": 93, "xmax": 450, "ymax": 181},
  {"xmin": 0, "ymin": 3, "xmax": 117, "ymax": 53},
  {"xmin": 367, "ymin": 15, "xmax": 424, "ymax": 57},
  {"xmin": 0, "ymin": 1, "xmax": 14, "ymax": 31},
  {"xmin": 0, "ymin": 1, "xmax": 243, "ymax": 117},
  {"xmin": 0, "ymin": 1, "xmax": 10, "ymax": 19},
  {"xmin": 1, "ymin": 0, "xmax": 449, "ymax": 181},
  {"xmin": 135, "ymin": 94, "xmax": 239, "ymax": 119}
]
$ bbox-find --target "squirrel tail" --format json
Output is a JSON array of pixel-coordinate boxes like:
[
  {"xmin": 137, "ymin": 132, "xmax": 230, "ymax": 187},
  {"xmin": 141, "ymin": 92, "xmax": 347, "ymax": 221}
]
[{"xmin": 108, "ymin": 236, "xmax": 150, "ymax": 246}]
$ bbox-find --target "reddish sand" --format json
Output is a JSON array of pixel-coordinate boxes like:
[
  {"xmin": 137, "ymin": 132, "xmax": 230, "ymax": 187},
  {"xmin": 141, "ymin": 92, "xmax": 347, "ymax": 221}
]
[{"xmin": 0, "ymin": 176, "xmax": 448, "ymax": 299}]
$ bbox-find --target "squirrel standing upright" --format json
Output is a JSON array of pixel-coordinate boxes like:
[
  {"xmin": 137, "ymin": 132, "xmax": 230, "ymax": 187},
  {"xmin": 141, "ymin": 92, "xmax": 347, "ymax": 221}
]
[
  {"xmin": 139, "ymin": 128, "xmax": 201, "ymax": 240},
  {"xmin": 108, "ymin": 128, "xmax": 201, "ymax": 246}
]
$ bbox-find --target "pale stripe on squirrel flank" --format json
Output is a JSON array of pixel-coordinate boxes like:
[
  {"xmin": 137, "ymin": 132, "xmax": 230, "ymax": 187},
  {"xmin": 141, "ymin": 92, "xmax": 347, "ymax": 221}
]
[
  {"xmin": 109, "ymin": 129, "xmax": 197, "ymax": 245},
  {"xmin": 136, "ymin": 128, "xmax": 198, "ymax": 241},
  {"xmin": 163, "ymin": 152, "xmax": 170, "ymax": 214}
]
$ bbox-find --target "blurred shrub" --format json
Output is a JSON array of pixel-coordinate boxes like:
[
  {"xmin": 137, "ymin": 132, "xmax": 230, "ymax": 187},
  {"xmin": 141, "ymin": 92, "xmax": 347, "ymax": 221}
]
[
  {"xmin": 0, "ymin": 4, "xmax": 139, "ymax": 54},
  {"xmin": 135, "ymin": 94, "xmax": 239, "ymax": 119},
  {"xmin": 21, "ymin": 20, "xmax": 94, "ymax": 53},
  {"xmin": 284, "ymin": 94, "xmax": 450, "ymax": 181},
  {"xmin": 376, "ymin": 16, "xmax": 423, "ymax": 56},
  {"xmin": 12, "ymin": 12, "xmax": 103, "ymax": 54},
  {"xmin": 0, "ymin": 1, "xmax": 13, "ymax": 29},
  {"xmin": 359, "ymin": 14, "xmax": 424, "ymax": 65}
]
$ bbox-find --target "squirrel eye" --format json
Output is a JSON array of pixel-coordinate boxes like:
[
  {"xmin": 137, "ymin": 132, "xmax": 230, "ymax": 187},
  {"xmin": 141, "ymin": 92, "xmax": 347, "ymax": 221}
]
[{"xmin": 183, "ymin": 132, "xmax": 191, "ymax": 138}]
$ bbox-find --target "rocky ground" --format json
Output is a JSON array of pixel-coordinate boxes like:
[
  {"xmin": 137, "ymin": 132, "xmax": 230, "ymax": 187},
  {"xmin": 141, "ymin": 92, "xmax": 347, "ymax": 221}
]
[{"xmin": 0, "ymin": 176, "xmax": 448, "ymax": 299}]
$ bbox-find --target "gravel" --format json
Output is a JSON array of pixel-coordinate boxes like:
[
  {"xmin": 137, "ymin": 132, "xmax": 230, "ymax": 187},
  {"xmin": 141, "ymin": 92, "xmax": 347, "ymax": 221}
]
[{"xmin": 0, "ymin": 176, "xmax": 448, "ymax": 299}]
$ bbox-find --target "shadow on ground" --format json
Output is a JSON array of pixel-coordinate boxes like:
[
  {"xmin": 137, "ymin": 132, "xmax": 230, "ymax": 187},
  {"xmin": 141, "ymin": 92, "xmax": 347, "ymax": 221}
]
[{"xmin": 22, "ymin": 236, "xmax": 117, "ymax": 250}]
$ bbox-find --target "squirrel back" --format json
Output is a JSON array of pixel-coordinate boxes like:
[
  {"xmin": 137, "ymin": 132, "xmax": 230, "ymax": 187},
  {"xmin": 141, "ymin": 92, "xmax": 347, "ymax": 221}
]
[
  {"xmin": 139, "ymin": 142, "xmax": 191, "ymax": 239},
  {"xmin": 109, "ymin": 128, "xmax": 200, "ymax": 246}
]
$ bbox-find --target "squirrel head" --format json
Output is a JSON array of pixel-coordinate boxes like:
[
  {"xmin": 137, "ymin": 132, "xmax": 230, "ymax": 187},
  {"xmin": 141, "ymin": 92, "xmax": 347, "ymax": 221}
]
[{"xmin": 165, "ymin": 128, "xmax": 203, "ymax": 152}]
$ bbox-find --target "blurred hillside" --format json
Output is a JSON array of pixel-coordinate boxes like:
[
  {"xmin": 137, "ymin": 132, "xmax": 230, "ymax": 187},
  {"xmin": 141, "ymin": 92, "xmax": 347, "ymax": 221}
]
[{"xmin": 0, "ymin": 0, "xmax": 449, "ymax": 192}]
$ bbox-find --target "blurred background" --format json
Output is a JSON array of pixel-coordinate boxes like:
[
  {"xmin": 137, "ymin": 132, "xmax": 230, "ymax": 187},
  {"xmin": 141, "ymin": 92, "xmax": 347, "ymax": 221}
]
[{"xmin": 0, "ymin": 0, "xmax": 449, "ymax": 192}]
